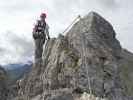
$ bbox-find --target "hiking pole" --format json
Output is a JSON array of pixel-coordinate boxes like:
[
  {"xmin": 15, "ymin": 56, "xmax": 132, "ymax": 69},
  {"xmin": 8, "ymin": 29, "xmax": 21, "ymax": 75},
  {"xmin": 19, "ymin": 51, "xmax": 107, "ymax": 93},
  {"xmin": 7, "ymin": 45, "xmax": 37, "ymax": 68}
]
[{"xmin": 62, "ymin": 15, "xmax": 81, "ymax": 34}]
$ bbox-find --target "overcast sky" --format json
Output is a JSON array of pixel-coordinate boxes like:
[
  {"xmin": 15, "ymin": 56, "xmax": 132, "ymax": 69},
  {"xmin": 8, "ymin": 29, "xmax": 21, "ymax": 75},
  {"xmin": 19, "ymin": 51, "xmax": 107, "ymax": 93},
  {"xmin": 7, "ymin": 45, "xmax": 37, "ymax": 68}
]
[{"xmin": 0, "ymin": 0, "xmax": 133, "ymax": 65}]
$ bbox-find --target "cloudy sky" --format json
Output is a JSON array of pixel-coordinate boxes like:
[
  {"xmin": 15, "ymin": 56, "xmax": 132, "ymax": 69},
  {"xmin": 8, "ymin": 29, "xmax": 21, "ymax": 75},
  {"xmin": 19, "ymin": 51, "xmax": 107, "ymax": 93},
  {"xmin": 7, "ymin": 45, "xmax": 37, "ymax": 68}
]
[{"xmin": 0, "ymin": 0, "xmax": 133, "ymax": 65}]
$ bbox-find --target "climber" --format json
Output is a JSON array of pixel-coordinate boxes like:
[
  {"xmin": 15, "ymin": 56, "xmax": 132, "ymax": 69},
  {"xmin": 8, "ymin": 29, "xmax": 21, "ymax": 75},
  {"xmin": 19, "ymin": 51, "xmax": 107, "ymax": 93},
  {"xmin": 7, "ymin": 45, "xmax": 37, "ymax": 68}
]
[{"xmin": 33, "ymin": 12, "xmax": 50, "ymax": 61}]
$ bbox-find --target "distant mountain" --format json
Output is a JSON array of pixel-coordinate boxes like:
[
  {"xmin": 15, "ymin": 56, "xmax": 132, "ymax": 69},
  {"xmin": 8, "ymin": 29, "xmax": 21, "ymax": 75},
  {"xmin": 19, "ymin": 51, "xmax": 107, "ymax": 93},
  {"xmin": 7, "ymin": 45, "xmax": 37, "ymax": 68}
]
[{"xmin": 3, "ymin": 61, "xmax": 32, "ymax": 85}]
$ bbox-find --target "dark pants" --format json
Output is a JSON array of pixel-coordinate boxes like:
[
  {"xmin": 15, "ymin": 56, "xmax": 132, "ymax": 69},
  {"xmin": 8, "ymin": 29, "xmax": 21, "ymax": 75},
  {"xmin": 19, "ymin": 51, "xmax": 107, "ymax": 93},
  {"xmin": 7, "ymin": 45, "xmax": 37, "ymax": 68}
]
[{"xmin": 34, "ymin": 38, "xmax": 45, "ymax": 61}]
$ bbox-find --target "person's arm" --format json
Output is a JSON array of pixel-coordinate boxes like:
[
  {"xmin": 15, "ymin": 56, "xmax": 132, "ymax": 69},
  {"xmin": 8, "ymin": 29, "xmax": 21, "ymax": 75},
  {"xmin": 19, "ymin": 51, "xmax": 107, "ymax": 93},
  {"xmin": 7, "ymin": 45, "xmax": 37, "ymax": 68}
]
[
  {"xmin": 45, "ymin": 24, "xmax": 50, "ymax": 39},
  {"xmin": 32, "ymin": 24, "xmax": 38, "ymax": 39}
]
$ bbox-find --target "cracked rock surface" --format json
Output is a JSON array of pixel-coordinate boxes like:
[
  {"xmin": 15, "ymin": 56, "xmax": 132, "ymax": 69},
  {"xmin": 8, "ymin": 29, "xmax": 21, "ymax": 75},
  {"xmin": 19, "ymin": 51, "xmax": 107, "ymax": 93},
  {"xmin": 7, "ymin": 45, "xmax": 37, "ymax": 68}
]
[{"xmin": 16, "ymin": 12, "xmax": 133, "ymax": 100}]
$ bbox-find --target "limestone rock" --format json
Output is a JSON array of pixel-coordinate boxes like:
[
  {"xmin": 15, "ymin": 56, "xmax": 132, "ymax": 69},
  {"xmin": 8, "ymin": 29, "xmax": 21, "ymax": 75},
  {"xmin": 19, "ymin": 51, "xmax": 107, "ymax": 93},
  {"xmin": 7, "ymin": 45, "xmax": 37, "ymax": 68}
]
[
  {"xmin": 118, "ymin": 49, "xmax": 133, "ymax": 97},
  {"xmin": 17, "ymin": 12, "xmax": 132, "ymax": 100}
]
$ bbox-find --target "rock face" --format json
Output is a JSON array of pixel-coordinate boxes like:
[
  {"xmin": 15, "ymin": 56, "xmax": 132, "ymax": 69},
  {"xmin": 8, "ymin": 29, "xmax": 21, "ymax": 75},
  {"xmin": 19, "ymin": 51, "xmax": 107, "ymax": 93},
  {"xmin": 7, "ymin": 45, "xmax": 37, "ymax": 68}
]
[
  {"xmin": 0, "ymin": 66, "xmax": 8, "ymax": 100},
  {"xmin": 17, "ymin": 12, "xmax": 133, "ymax": 100},
  {"xmin": 118, "ymin": 49, "xmax": 133, "ymax": 97}
]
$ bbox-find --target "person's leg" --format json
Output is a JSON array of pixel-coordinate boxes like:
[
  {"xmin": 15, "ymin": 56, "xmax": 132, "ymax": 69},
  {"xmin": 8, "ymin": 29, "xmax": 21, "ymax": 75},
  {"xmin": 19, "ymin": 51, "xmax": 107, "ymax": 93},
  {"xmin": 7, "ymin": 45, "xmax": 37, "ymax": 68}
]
[{"xmin": 35, "ymin": 39, "xmax": 44, "ymax": 61}]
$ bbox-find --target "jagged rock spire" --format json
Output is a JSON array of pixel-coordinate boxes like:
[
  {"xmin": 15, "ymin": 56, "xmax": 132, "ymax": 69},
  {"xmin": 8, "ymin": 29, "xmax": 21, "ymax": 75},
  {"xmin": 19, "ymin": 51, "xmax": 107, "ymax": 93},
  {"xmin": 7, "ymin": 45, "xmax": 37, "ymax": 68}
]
[
  {"xmin": 67, "ymin": 11, "xmax": 115, "ymax": 37},
  {"xmin": 16, "ymin": 12, "xmax": 132, "ymax": 100},
  {"xmin": 66, "ymin": 11, "xmax": 121, "ymax": 59}
]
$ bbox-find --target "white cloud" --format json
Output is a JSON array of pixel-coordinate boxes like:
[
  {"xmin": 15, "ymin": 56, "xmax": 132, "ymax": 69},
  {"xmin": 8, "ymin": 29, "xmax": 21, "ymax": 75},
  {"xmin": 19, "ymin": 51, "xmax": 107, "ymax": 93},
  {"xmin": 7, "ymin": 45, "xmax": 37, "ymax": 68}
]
[
  {"xmin": 0, "ymin": 31, "xmax": 34, "ymax": 64},
  {"xmin": 0, "ymin": 0, "xmax": 133, "ymax": 64}
]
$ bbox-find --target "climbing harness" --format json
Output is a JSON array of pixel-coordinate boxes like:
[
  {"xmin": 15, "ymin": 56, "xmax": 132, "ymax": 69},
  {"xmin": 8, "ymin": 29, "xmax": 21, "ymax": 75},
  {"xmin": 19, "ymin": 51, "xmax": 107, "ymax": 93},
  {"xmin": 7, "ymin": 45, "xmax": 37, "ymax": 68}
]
[{"xmin": 33, "ymin": 20, "xmax": 46, "ymax": 39}]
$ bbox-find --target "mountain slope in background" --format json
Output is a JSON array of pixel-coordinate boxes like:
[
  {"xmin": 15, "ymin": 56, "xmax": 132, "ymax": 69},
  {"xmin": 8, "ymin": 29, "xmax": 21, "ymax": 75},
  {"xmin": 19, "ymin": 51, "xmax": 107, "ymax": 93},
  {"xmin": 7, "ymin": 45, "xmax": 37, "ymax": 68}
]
[
  {"xmin": 4, "ymin": 62, "xmax": 32, "ymax": 85},
  {"xmin": 0, "ymin": 62, "xmax": 32, "ymax": 100}
]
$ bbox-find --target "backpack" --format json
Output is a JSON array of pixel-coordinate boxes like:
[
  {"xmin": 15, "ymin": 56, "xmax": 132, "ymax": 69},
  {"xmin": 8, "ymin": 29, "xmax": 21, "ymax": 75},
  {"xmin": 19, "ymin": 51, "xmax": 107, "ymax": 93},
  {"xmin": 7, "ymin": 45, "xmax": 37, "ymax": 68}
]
[
  {"xmin": 36, "ymin": 20, "xmax": 46, "ymax": 33},
  {"xmin": 33, "ymin": 20, "xmax": 46, "ymax": 39}
]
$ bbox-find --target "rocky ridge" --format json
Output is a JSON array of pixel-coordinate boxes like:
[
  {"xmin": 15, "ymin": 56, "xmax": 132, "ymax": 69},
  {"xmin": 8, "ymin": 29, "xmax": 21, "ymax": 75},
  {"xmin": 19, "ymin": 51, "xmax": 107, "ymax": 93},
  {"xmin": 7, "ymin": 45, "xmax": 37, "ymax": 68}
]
[{"xmin": 15, "ymin": 12, "xmax": 133, "ymax": 100}]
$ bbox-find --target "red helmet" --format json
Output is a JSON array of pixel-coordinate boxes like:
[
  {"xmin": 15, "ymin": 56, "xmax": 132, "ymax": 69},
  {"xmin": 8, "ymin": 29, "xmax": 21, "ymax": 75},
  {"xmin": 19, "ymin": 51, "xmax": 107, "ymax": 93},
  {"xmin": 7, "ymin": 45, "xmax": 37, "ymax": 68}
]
[{"xmin": 40, "ymin": 13, "xmax": 46, "ymax": 18}]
